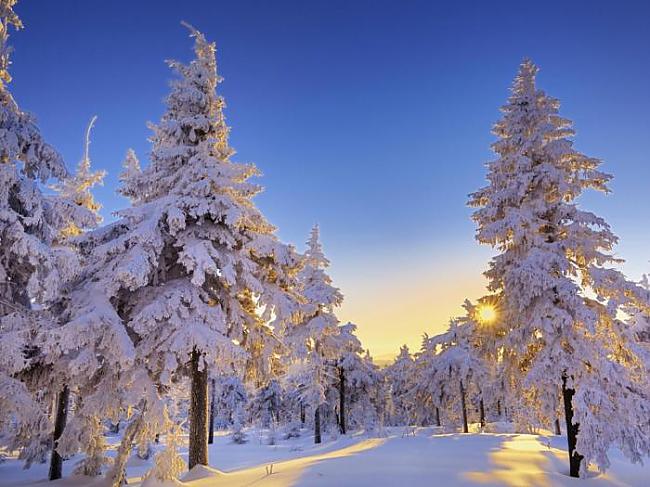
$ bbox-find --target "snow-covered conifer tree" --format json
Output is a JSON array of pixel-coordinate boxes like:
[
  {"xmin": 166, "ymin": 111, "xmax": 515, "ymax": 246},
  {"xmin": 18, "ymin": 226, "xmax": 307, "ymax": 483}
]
[
  {"xmin": 216, "ymin": 375, "xmax": 248, "ymax": 444},
  {"xmin": 384, "ymin": 345, "xmax": 415, "ymax": 426},
  {"xmin": 52, "ymin": 23, "xmax": 302, "ymax": 476},
  {"xmin": 249, "ymin": 378, "xmax": 283, "ymax": 429},
  {"xmin": 346, "ymin": 349, "xmax": 383, "ymax": 433},
  {"xmin": 417, "ymin": 316, "xmax": 489, "ymax": 433},
  {"xmin": 0, "ymin": 0, "xmax": 87, "ymax": 471},
  {"xmin": 117, "ymin": 148, "xmax": 142, "ymax": 204},
  {"xmin": 45, "ymin": 115, "xmax": 105, "ymax": 480},
  {"xmin": 284, "ymin": 225, "xmax": 343, "ymax": 443},
  {"xmin": 469, "ymin": 59, "xmax": 650, "ymax": 476}
]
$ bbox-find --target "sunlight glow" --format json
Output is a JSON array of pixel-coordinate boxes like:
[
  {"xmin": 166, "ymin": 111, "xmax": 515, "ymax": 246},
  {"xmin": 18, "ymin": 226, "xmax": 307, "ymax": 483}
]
[{"xmin": 477, "ymin": 304, "xmax": 497, "ymax": 325}]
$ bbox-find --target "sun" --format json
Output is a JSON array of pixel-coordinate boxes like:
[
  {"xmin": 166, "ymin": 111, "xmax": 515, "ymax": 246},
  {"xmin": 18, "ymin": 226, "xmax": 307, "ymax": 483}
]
[{"xmin": 476, "ymin": 304, "xmax": 497, "ymax": 324}]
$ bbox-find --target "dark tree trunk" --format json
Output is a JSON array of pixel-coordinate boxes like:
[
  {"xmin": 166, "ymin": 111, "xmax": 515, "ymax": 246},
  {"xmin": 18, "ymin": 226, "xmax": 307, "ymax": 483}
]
[
  {"xmin": 208, "ymin": 378, "xmax": 216, "ymax": 445},
  {"xmin": 460, "ymin": 380, "xmax": 468, "ymax": 433},
  {"xmin": 562, "ymin": 375, "xmax": 583, "ymax": 478},
  {"xmin": 300, "ymin": 403, "xmax": 305, "ymax": 425},
  {"xmin": 479, "ymin": 398, "xmax": 486, "ymax": 428},
  {"xmin": 314, "ymin": 406, "xmax": 321, "ymax": 444},
  {"xmin": 338, "ymin": 367, "xmax": 346, "ymax": 434},
  {"xmin": 435, "ymin": 407, "xmax": 441, "ymax": 427},
  {"xmin": 497, "ymin": 399, "xmax": 501, "ymax": 418},
  {"xmin": 189, "ymin": 349, "xmax": 209, "ymax": 469},
  {"xmin": 49, "ymin": 385, "xmax": 70, "ymax": 481},
  {"xmin": 108, "ymin": 421, "xmax": 120, "ymax": 434},
  {"xmin": 554, "ymin": 418, "xmax": 561, "ymax": 436}
]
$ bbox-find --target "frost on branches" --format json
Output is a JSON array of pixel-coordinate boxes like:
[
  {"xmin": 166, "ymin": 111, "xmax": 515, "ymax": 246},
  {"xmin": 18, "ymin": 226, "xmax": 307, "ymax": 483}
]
[
  {"xmin": 50, "ymin": 115, "xmax": 106, "ymax": 240},
  {"xmin": 0, "ymin": 0, "xmax": 84, "ymax": 469},
  {"xmin": 50, "ymin": 22, "xmax": 302, "ymax": 476},
  {"xmin": 469, "ymin": 59, "xmax": 650, "ymax": 476}
]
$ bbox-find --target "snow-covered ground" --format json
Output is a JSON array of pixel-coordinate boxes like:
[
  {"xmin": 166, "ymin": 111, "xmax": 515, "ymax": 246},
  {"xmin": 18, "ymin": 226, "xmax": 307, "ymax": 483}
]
[{"xmin": 1, "ymin": 427, "xmax": 648, "ymax": 486}]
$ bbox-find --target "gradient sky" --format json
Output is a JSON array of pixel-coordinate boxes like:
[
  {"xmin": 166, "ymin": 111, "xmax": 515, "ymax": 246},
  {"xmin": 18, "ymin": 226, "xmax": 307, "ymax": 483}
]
[{"xmin": 10, "ymin": 1, "xmax": 650, "ymax": 360}]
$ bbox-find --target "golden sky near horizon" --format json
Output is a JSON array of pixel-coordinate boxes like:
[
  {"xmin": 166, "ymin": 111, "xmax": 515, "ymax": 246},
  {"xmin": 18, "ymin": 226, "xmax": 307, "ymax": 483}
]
[{"xmin": 332, "ymin": 242, "xmax": 495, "ymax": 362}]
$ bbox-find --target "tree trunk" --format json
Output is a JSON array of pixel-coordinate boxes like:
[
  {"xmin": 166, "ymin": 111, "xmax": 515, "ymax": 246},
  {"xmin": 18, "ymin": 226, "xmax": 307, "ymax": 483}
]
[
  {"xmin": 338, "ymin": 367, "xmax": 346, "ymax": 434},
  {"xmin": 49, "ymin": 385, "xmax": 70, "ymax": 481},
  {"xmin": 108, "ymin": 421, "xmax": 120, "ymax": 434},
  {"xmin": 479, "ymin": 398, "xmax": 486, "ymax": 428},
  {"xmin": 435, "ymin": 407, "xmax": 441, "ymax": 427},
  {"xmin": 497, "ymin": 399, "xmax": 501, "ymax": 419},
  {"xmin": 208, "ymin": 378, "xmax": 216, "ymax": 445},
  {"xmin": 460, "ymin": 380, "xmax": 468, "ymax": 433},
  {"xmin": 562, "ymin": 375, "xmax": 583, "ymax": 478},
  {"xmin": 189, "ymin": 349, "xmax": 209, "ymax": 469},
  {"xmin": 314, "ymin": 406, "xmax": 321, "ymax": 444},
  {"xmin": 300, "ymin": 402, "xmax": 305, "ymax": 425},
  {"xmin": 554, "ymin": 418, "xmax": 561, "ymax": 436}
]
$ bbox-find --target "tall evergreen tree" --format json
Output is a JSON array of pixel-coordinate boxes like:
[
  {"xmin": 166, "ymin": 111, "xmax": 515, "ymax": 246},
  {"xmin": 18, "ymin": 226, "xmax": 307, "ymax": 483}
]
[
  {"xmin": 469, "ymin": 59, "xmax": 650, "ymax": 476},
  {"xmin": 0, "ymin": 0, "xmax": 85, "ymax": 469},
  {"xmin": 54, "ymin": 23, "xmax": 301, "ymax": 475},
  {"xmin": 46, "ymin": 115, "xmax": 105, "ymax": 480}
]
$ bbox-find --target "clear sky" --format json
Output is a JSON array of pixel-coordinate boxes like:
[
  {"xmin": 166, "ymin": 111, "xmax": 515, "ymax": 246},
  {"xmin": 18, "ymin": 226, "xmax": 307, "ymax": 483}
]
[{"xmin": 10, "ymin": 1, "xmax": 650, "ymax": 361}]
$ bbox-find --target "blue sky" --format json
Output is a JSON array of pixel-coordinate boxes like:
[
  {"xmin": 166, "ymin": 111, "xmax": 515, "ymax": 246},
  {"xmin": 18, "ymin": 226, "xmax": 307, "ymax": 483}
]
[{"xmin": 10, "ymin": 1, "xmax": 650, "ymax": 358}]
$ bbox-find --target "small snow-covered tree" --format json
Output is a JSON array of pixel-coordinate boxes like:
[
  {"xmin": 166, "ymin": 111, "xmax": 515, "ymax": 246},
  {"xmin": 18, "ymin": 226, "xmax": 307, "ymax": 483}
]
[
  {"xmin": 417, "ymin": 315, "xmax": 489, "ymax": 433},
  {"xmin": 141, "ymin": 422, "xmax": 186, "ymax": 486},
  {"xmin": 333, "ymin": 322, "xmax": 359, "ymax": 434},
  {"xmin": 345, "ymin": 349, "xmax": 383, "ymax": 434},
  {"xmin": 216, "ymin": 375, "xmax": 248, "ymax": 443},
  {"xmin": 117, "ymin": 148, "xmax": 142, "ymax": 204},
  {"xmin": 384, "ymin": 345, "xmax": 415, "ymax": 426},
  {"xmin": 249, "ymin": 378, "xmax": 283, "ymax": 429},
  {"xmin": 283, "ymin": 225, "xmax": 343, "ymax": 443},
  {"xmin": 469, "ymin": 59, "xmax": 650, "ymax": 476}
]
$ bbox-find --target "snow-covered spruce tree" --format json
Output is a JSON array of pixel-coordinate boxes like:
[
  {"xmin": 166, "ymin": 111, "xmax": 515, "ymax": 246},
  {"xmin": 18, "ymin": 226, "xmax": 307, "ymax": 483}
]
[
  {"xmin": 50, "ymin": 23, "xmax": 301, "ymax": 477},
  {"xmin": 141, "ymin": 421, "xmax": 186, "ymax": 486},
  {"xmin": 331, "ymin": 325, "xmax": 384, "ymax": 434},
  {"xmin": 129, "ymin": 23, "xmax": 300, "ymax": 465},
  {"xmin": 384, "ymin": 345, "xmax": 415, "ymax": 426},
  {"xmin": 346, "ymin": 349, "xmax": 384, "ymax": 433},
  {"xmin": 117, "ymin": 148, "xmax": 143, "ymax": 205},
  {"xmin": 283, "ymin": 225, "xmax": 343, "ymax": 443},
  {"xmin": 0, "ymin": 0, "xmax": 93, "ymax": 471},
  {"xmin": 249, "ymin": 378, "xmax": 283, "ymax": 430},
  {"xmin": 469, "ymin": 59, "xmax": 650, "ymax": 476},
  {"xmin": 332, "ymin": 322, "xmax": 363, "ymax": 434},
  {"xmin": 418, "ymin": 316, "xmax": 489, "ymax": 433},
  {"xmin": 44, "ymin": 115, "xmax": 106, "ymax": 480},
  {"xmin": 216, "ymin": 374, "xmax": 248, "ymax": 443},
  {"xmin": 407, "ymin": 334, "xmax": 441, "ymax": 427}
]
